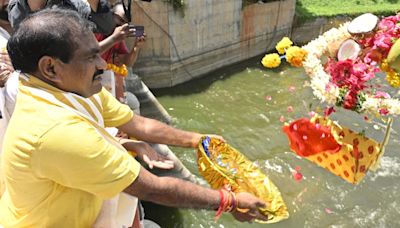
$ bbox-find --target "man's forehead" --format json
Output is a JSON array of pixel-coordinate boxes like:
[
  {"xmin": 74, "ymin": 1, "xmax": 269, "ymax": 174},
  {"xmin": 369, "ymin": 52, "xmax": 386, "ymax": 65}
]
[{"xmin": 75, "ymin": 33, "xmax": 100, "ymax": 55}]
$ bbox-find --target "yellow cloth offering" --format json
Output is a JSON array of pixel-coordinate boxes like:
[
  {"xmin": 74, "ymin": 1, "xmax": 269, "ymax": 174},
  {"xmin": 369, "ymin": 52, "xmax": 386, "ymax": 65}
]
[
  {"xmin": 305, "ymin": 115, "xmax": 384, "ymax": 184},
  {"xmin": 197, "ymin": 136, "xmax": 289, "ymax": 223}
]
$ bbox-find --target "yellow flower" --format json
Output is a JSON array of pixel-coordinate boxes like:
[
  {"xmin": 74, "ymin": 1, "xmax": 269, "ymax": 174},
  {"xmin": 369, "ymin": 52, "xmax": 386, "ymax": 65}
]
[
  {"xmin": 276, "ymin": 37, "xmax": 293, "ymax": 55},
  {"xmin": 261, "ymin": 53, "xmax": 281, "ymax": 68},
  {"xmin": 386, "ymin": 71, "xmax": 400, "ymax": 87},
  {"xmin": 285, "ymin": 46, "xmax": 308, "ymax": 67},
  {"xmin": 380, "ymin": 59, "xmax": 390, "ymax": 72},
  {"xmin": 107, "ymin": 63, "xmax": 128, "ymax": 77}
]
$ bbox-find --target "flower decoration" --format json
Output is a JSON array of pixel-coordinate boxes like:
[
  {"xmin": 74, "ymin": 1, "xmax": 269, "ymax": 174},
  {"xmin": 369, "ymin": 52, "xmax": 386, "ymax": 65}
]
[
  {"xmin": 300, "ymin": 13, "xmax": 400, "ymax": 117},
  {"xmin": 285, "ymin": 46, "xmax": 308, "ymax": 67},
  {"xmin": 261, "ymin": 53, "xmax": 281, "ymax": 68},
  {"xmin": 261, "ymin": 37, "xmax": 308, "ymax": 68},
  {"xmin": 276, "ymin": 37, "xmax": 293, "ymax": 54},
  {"xmin": 107, "ymin": 63, "xmax": 128, "ymax": 77}
]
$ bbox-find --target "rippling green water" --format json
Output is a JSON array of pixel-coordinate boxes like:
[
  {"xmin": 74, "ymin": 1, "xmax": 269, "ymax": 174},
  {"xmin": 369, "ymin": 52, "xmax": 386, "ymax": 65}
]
[{"xmin": 149, "ymin": 58, "xmax": 400, "ymax": 228}]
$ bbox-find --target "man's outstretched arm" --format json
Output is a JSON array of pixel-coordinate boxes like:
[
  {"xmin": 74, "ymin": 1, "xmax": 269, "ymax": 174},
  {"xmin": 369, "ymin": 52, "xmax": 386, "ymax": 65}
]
[
  {"xmin": 124, "ymin": 165, "xmax": 268, "ymax": 222},
  {"xmin": 118, "ymin": 115, "xmax": 203, "ymax": 148}
]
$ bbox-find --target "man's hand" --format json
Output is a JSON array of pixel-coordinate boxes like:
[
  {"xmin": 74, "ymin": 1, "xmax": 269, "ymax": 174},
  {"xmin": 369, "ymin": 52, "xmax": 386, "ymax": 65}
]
[
  {"xmin": 119, "ymin": 138, "xmax": 174, "ymax": 170},
  {"xmin": 0, "ymin": 51, "xmax": 14, "ymax": 87},
  {"xmin": 190, "ymin": 134, "xmax": 226, "ymax": 148},
  {"xmin": 206, "ymin": 134, "xmax": 225, "ymax": 143},
  {"xmin": 231, "ymin": 192, "xmax": 268, "ymax": 223}
]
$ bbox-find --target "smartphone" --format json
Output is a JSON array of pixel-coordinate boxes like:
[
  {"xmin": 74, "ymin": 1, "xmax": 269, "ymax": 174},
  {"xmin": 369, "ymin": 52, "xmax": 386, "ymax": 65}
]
[{"xmin": 128, "ymin": 25, "xmax": 144, "ymax": 37}]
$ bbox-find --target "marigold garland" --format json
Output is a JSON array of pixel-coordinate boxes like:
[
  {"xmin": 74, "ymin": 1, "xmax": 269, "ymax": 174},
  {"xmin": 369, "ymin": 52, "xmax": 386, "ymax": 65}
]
[{"xmin": 107, "ymin": 63, "xmax": 128, "ymax": 77}]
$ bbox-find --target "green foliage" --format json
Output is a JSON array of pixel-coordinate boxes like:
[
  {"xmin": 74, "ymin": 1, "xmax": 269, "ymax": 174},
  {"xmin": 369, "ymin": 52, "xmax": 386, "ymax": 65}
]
[
  {"xmin": 335, "ymin": 88, "xmax": 347, "ymax": 107},
  {"xmin": 296, "ymin": 0, "xmax": 400, "ymax": 23}
]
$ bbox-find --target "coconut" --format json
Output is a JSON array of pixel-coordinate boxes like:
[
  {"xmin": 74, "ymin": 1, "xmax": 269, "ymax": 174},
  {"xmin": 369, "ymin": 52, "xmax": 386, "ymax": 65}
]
[
  {"xmin": 347, "ymin": 13, "xmax": 379, "ymax": 35},
  {"xmin": 337, "ymin": 39, "xmax": 361, "ymax": 61},
  {"xmin": 387, "ymin": 39, "xmax": 400, "ymax": 72}
]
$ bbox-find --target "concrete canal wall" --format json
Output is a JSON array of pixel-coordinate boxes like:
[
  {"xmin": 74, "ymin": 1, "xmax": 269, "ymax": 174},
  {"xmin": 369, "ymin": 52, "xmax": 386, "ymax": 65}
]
[{"xmin": 127, "ymin": 0, "xmax": 296, "ymax": 89}]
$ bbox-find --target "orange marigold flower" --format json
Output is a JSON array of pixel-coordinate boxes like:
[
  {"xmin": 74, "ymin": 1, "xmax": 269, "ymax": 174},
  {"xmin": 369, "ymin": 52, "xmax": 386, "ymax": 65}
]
[{"xmin": 285, "ymin": 46, "xmax": 307, "ymax": 67}]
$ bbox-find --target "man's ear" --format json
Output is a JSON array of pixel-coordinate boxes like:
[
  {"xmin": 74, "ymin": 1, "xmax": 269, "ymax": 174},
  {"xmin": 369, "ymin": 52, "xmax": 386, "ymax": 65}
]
[{"xmin": 37, "ymin": 56, "xmax": 61, "ymax": 83}]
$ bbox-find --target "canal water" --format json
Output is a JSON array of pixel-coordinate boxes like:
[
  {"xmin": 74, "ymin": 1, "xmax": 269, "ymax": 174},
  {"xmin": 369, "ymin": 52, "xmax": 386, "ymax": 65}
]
[{"xmin": 149, "ymin": 56, "xmax": 400, "ymax": 227}]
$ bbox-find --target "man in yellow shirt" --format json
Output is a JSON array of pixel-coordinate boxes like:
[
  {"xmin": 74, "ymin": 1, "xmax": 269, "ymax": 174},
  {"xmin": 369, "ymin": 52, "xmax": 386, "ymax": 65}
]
[{"xmin": 1, "ymin": 8, "xmax": 267, "ymax": 227}]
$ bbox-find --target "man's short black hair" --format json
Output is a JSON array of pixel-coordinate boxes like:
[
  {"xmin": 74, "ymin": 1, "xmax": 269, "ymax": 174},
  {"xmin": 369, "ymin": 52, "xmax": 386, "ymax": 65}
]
[{"xmin": 7, "ymin": 8, "xmax": 94, "ymax": 74}]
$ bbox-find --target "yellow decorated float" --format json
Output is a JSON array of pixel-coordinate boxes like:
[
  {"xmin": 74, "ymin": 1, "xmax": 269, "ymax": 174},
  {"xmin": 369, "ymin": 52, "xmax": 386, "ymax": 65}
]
[{"xmin": 197, "ymin": 136, "xmax": 289, "ymax": 223}]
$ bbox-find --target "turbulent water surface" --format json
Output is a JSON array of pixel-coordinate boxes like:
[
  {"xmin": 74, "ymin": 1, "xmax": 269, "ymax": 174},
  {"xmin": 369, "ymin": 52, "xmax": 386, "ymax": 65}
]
[{"xmin": 148, "ymin": 57, "xmax": 400, "ymax": 228}]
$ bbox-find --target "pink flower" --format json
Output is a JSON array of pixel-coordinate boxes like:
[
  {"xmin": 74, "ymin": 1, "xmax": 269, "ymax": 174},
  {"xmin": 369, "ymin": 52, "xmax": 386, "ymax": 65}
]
[
  {"xmin": 324, "ymin": 107, "xmax": 336, "ymax": 116},
  {"xmin": 325, "ymin": 208, "xmax": 334, "ymax": 214},
  {"xmin": 374, "ymin": 91, "xmax": 391, "ymax": 99},
  {"xmin": 288, "ymin": 86, "xmax": 296, "ymax": 92},
  {"xmin": 287, "ymin": 106, "xmax": 294, "ymax": 112},
  {"xmin": 360, "ymin": 72, "xmax": 376, "ymax": 82},
  {"xmin": 326, "ymin": 58, "xmax": 374, "ymax": 94},
  {"xmin": 279, "ymin": 115, "xmax": 285, "ymax": 122},
  {"xmin": 293, "ymin": 171, "xmax": 303, "ymax": 182},
  {"xmin": 265, "ymin": 95, "xmax": 272, "ymax": 101},
  {"xmin": 374, "ymin": 33, "xmax": 393, "ymax": 50},
  {"xmin": 379, "ymin": 18, "xmax": 396, "ymax": 31},
  {"xmin": 327, "ymin": 59, "xmax": 354, "ymax": 87},
  {"xmin": 308, "ymin": 111, "xmax": 316, "ymax": 118},
  {"xmin": 379, "ymin": 108, "xmax": 389, "ymax": 115}
]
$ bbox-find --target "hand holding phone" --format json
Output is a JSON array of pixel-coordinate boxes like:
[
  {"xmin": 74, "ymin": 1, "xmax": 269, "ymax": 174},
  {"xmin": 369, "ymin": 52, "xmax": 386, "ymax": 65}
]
[{"xmin": 128, "ymin": 25, "xmax": 145, "ymax": 37}]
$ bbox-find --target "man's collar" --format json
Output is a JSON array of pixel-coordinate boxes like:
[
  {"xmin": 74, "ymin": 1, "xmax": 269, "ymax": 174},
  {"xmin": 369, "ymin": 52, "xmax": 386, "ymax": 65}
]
[{"xmin": 20, "ymin": 73, "xmax": 64, "ymax": 93}]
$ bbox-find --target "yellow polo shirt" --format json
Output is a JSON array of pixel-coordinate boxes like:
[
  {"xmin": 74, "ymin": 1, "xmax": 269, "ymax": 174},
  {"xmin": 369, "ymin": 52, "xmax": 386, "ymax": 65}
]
[{"xmin": 0, "ymin": 76, "xmax": 140, "ymax": 227}]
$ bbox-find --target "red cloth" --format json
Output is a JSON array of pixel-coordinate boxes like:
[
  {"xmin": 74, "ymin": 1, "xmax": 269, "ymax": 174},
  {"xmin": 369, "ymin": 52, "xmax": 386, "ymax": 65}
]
[
  {"xmin": 95, "ymin": 33, "xmax": 129, "ymax": 64},
  {"xmin": 282, "ymin": 118, "xmax": 341, "ymax": 157}
]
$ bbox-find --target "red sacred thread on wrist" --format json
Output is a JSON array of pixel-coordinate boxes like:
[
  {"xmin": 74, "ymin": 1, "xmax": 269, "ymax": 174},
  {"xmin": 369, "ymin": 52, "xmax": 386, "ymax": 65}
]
[
  {"xmin": 214, "ymin": 188, "xmax": 237, "ymax": 222},
  {"xmin": 214, "ymin": 189, "xmax": 225, "ymax": 221}
]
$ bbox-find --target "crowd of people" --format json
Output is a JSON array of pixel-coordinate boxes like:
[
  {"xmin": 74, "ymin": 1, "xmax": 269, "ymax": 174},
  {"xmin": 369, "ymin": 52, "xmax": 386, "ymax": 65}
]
[{"xmin": 0, "ymin": 0, "xmax": 268, "ymax": 227}]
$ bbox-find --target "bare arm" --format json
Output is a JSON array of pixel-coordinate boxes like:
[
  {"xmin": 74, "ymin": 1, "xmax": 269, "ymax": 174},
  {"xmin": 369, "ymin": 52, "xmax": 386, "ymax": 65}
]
[
  {"xmin": 99, "ymin": 24, "xmax": 131, "ymax": 54},
  {"xmin": 125, "ymin": 166, "xmax": 219, "ymax": 209},
  {"xmin": 121, "ymin": 46, "xmax": 139, "ymax": 67},
  {"xmin": 125, "ymin": 166, "xmax": 268, "ymax": 221},
  {"xmin": 118, "ymin": 115, "xmax": 203, "ymax": 148},
  {"xmin": 125, "ymin": 167, "xmax": 266, "ymax": 216},
  {"xmin": 121, "ymin": 36, "xmax": 146, "ymax": 67}
]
